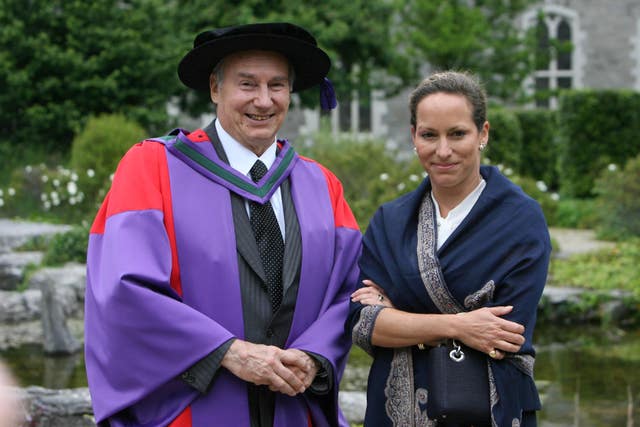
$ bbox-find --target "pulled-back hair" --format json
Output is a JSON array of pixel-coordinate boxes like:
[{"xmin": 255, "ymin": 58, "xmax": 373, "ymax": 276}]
[{"xmin": 409, "ymin": 71, "xmax": 487, "ymax": 130}]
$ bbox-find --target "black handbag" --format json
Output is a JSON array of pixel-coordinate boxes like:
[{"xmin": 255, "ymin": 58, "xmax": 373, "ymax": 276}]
[{"xmin": 425, "ymin": 340, "xmax": 492, "ymax": 425}]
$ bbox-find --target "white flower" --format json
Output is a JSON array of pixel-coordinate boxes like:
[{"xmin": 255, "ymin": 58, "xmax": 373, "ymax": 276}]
[
  {"xmin": 608, "ymin": 164, "xmax": 617, "ymax": 172},
  {"xmin": 41, "ymin": 175, "xmax": 49, "ymax": 183},
  {"xmin": 7, "ymin": 188, "xmax": 15, "ymax": 196},
  {"xmin": 109, "ymin": 173, "xmax": 115, "ymax": 182},
  {"xmin": 52, "ymin": 198, "xmax": 60, "ymax": 206},
  {"xmin": 87, "ymin": 169, "xmax": 95, "ymax": 178},
  {"xmin": 536, "ymin": 181, "xmax": 548, "ymax": 192},
  {"xmin": 409, "ymin": 174, "xmax": 419, "ymax": 182},
  {"xmin": 53, "ymin": 179, "xmax": 60, "ymax": 187},
  {"xmin": 504, "ymin": 168, "xmax": 513, "ymax": 176},
  {"xmin": 50, "ymin": 191, "xmax": 59, "ymax": 201},
  {"xmin": 422, "ymin": 171, "xmax": 428, "ymax": 178},
  {"xmin": 379, "ymin": 173, "xmax": 389, "ymax": 181},
  {"xmin": 71, "ymin": 172, "xmax": 78, "ymax": 181},
  {"xmin": 67, "ymin": 181, "xmax": 78, "ymax": 196},
  {"xmin": 40, "ymin": 193, "xmax": 48, "ymax": 202},
  {"xmin": 43, "ymin": 201, "xmax": 51, "ymax": 210},
  {"xmin": 69, "ymin": 197, "xmax": 77, "ymax": 205},
  {"xmin": 25, "ymin": 165, "xmax": 33, "ymax": 173},
  {"xmin": 550, "ymin": 192, "xmax": 560, "ymax": 201},
  {"xmin": 0, "ymin": 198, "xmax": 4, "ymax": 207},
  {"xmin": 397, "ymin": 182, "xmax": 406, "ymax": 191}
]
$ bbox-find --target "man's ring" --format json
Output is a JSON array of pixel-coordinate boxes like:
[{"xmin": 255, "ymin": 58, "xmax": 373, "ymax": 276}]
[
  {"xmin": 489, "ymin": 349, "xmax": 497, "ymax": 359},
  {"xmin": 378, "ymin": 294, "xmax": 384, "ymax": 302}
]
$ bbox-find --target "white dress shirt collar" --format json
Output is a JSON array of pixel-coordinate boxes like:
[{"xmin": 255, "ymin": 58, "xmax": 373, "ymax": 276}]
[
  {"xmin": 431, "ymin": 179, "xmax": 486, "ymax": 250},
  {"xmin": 215, "ymin": 119, "xmax": 277, "ymax": 176}
]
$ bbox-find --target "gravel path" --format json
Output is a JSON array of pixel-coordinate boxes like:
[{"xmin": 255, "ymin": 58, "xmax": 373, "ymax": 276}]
[{"xmin": 548, "ymin": 227, "xmax": 615, "ymax": 258}]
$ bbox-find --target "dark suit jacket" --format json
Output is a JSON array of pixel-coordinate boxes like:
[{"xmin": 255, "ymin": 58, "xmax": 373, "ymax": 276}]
[{"xmin": 181, "ymin": 122, "xmax": 330, "ymax": 427}]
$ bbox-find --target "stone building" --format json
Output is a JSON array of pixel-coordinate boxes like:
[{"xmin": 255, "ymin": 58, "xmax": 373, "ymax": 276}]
[{"xmin": 277, "ymin": 0, "xmax": 640, "ymax": 150}]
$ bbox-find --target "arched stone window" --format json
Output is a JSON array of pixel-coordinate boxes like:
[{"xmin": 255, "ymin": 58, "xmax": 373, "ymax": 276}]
[{"xmin": 522, "ymin": 5, "xmax": 584, "ymax": 108}]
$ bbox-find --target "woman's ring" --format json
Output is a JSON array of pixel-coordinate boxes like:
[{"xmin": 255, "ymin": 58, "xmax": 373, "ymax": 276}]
[
  {"xmin": 489, "ymin": 349, "xmax": 497, "ymax": 359},
  {"xmin": 378, "ymin": 294, "xmax": 384, "ymax": 302}
]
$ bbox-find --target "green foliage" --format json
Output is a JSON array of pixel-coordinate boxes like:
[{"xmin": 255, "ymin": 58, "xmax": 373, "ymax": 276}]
[
  {"xmin": 594, "ymin": 155, "xmax": 640, "ymax": 240},
  {"xmin": 514, "ymin": 108, "xmax": 559, "ymax": 189},
  {"xmin": 69, "ymin": 114, "xmax": 146, "ymax": 214},
  {"xmin": 296, "ymin": 131, "xmax": 424, "ymax": 229},
  {"xmin": 396, "ymin": 0, "xmax": 538, "ymax": 103},
  {"xmin": 486, "ymin": 107, "xmax": 523, "ymax": 170},
  {"xmin": 0, "ymin": 164, "xmax": 87, "ymax": 222},
  {"xmin": 554, "ymin": 198, "xmax": 598, "ymax": 229},
  {"xmin": 0, "ymin": 0, "xmax": 182, "ymax": 155},
  {"xmin": 42, "ymin": 224, "xmax": 90, "ymax": 266},
  {"xmin": 557, "ymin": 90, "xmax": 640, "ymax": 197},
  {"xmin": 549, "ymin": 239, "xmax": 640, "ymax": 297}
]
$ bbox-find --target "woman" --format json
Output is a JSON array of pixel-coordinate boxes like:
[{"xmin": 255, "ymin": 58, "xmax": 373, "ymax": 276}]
[{"xmin": 348, "ymin": 71, "xmax": 551, "ymax": 426}]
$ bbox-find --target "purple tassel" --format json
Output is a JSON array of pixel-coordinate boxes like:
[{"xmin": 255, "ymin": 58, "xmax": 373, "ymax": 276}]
[{"xmin": 320, "ymin": 77, "xmax": 338, "ymax": 111}]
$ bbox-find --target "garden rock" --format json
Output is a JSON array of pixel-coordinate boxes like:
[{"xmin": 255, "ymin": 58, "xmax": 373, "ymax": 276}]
[
  {"xmin": 0, "ymin": 289, "xmax": 41, "ymax": 323},
  {"xmin": 0, "ymin": 251, "xmax": 43, "ymax": 290},
  {"xmin": 29, "ymin": 263, "xmax": 86, "ymax": 354},
  {"xmin": 14, "ymin": 386, "xmax": 94, "ymax": 427},
  {"xmin": 0, "ymin": 219, "xmax": 70, "ymax": 254}
]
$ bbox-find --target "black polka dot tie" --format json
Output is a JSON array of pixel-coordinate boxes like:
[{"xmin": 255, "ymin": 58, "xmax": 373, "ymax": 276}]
[{"xmin": 249, "ymin": 160, "xmax": 284, "ymax": 313}]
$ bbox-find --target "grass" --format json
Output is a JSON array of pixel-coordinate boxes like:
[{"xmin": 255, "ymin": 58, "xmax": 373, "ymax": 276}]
[{"xmin": 549, "ymin": 238, "xmax": 640, "ymax": 296}]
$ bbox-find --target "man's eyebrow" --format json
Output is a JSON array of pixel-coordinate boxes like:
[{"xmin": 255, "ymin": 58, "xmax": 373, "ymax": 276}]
[{"xmin": 236, "ymin": 72, "xmax": 289, "ymax": 81}]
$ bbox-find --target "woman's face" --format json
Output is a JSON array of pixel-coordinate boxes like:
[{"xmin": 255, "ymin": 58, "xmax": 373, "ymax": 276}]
[{"xmin": 411, "ymin": 92, "xmax": 488, "ymax": 196}]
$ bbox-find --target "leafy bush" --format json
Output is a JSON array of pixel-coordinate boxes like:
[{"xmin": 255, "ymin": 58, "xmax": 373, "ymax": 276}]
[
  {"xmin": 296, "ymin": 131, "xmax": 424, "ymax": 229},
  {"xmin": 557, "ymin": 90, "xmax": 640, "ymax": 197},
  {"xmin": 485, "ymin": 107, "xmax": 523, "ymax": 170},
  {"xmin": 0, "ymin": 164, "xmax": 87, "ymax": 223},
  {"xmin": 594, "ymin": 156, "xmax": 640, "ymax": 240},
  {"xmin": 42, "ymin": 223, "xmax": 90, "ymax": 266},
  {"xmin": 515, "ymin": 108, "xmax": 559, "ymax": 189},
  {"xmin": 554, "ymin": 197, "xmax": 599, "ymax": 229},
  {"xmin": 69, "ymin": 114, "xmax": 147, "ymax": 213}
]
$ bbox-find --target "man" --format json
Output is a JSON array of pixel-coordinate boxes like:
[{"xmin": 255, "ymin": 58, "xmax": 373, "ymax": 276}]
[{"xmin": 84, "ymin": 23, "xmax": 361, "ymax": 427}]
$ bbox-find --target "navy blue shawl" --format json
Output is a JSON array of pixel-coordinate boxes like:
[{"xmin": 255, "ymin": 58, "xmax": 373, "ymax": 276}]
[{"xmin": 348, "ymin": 165, "xmax": 551, "ymax": 426}]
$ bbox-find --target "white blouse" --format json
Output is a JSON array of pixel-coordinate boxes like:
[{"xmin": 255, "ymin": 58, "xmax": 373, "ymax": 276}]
[{"xmin": 430, "ymin": 179, "xmax": 486, "ymax": 250}]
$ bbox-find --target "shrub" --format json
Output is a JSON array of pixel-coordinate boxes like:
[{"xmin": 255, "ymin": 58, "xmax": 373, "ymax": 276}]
[
  {"xmin": 557, "ymin": 90, "xmax": 640, "ymax": 198},
  {"xmin": 42, "ymin": 223, "xmax": 90, "ymax": 266},
  {"xmin": 296, "ymin": 131, "xmax": 424, "ymax": 229},
  {"xmin": 0, "ymin": 164, "xmax": 87, "ymax": 223},
  {"xmin": 515, "ymin": 108, "xmax": 559, "ymax": 189},
  {"xmin": 594, "ymin": 156, "xmax": 640, "ymax": 240},
  {"xmin": 485, "ymin": 107, "xmax": 523, "ymax": 171},
  {"xmin": 69, "ymin": 114, "xmax": 147, "ymax": 212},
  {"xmin": 554, "ymin": 197, "xmax": 599, "ymax": 229}
]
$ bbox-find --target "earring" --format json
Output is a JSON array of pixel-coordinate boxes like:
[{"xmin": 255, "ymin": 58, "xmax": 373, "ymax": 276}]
[{"xmin": 479, "ymin": 143, "xmax": 486, "ymax": 152}]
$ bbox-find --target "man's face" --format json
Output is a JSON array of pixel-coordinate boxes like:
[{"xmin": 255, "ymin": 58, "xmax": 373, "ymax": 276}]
[{"xmin": 210, "ymin": 50, "xmax": 291, "ymax": 155}]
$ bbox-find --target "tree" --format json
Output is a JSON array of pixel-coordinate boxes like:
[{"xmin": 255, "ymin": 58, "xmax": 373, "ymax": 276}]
[
  {"xmin": 396, "ymin": 0, "xmax": 539, "ymax": 104},
  {"xmin": 172, "ymin": 0, "xmax": 417, "ymax": 116},
  {"xmin": 0, "ymin": 0, "xmax": 183, "ymax": 155}
]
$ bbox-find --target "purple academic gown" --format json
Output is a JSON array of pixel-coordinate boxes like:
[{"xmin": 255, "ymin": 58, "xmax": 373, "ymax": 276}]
[{"xmin": 84, "ymin": 128, "xmax": 361, "ymax": 427}]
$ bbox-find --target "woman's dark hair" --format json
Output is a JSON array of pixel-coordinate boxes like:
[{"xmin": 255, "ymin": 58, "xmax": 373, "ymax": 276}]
[{"xmin": 409, "ymin": 71, "xmax": 487, "ymax": 130}]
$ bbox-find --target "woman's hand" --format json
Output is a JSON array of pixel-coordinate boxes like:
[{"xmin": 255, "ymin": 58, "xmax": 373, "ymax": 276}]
[
  {"xmin": 351, "ymin": 279, "xmax": 394, "ymax": 308},
  {"xmin": 454, "ymin": 306, "xmax": 525, "ymax": 360}
]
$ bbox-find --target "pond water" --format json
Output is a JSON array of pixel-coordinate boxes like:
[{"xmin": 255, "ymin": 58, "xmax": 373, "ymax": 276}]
[
  {"xmin": 1, "ymin": 325, "xmax": 638, "ymax": 426},
  {"xmin": 343, "ymin": 325, "xmax": 640, "ymax": 427}
]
